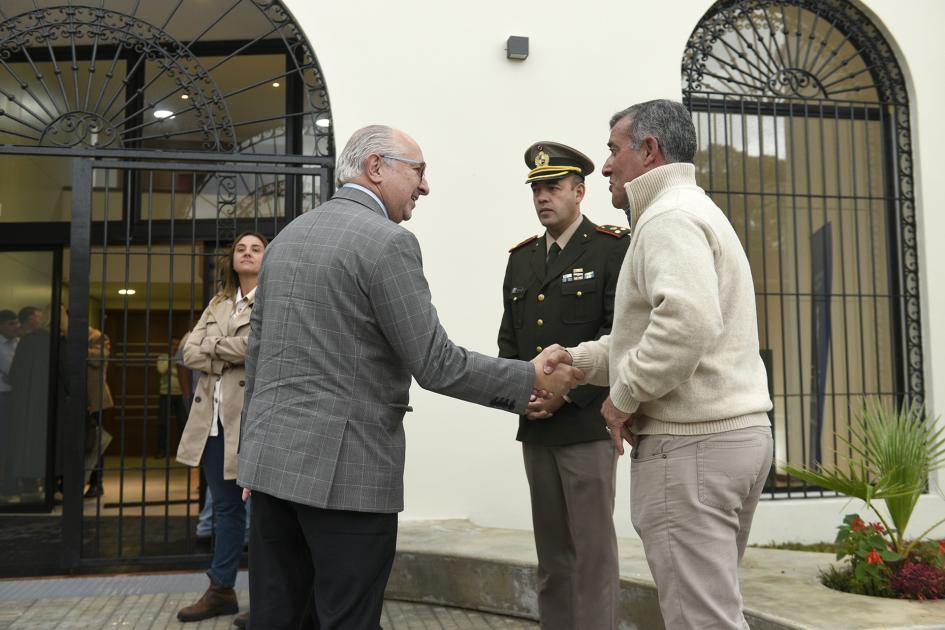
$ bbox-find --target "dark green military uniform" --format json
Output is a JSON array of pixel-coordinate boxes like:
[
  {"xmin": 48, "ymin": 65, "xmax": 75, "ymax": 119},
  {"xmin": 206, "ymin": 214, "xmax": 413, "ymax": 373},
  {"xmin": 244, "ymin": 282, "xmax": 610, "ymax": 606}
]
[
  {"xmin": 498, "ymin": 217, "xmax": 630, "ymax": 445},
  {"xmin": 501, "ymin": 141, "xmax": 629, "ymax": 628}
]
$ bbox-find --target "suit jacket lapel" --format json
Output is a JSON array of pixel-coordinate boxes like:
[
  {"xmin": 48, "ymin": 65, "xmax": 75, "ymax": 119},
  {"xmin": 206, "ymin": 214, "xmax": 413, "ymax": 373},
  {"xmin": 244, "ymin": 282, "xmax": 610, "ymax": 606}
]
[{"xmin": 333, "ymin": 185, "xmax": 386, "ymax": 218}]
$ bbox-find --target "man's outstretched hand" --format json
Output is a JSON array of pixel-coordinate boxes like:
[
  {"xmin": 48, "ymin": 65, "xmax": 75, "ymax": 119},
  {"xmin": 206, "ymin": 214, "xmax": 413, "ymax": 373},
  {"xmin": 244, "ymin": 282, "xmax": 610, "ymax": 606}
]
[{"xmin": 530, "ymin": 344, "xmax": 583, "ymax": 397}]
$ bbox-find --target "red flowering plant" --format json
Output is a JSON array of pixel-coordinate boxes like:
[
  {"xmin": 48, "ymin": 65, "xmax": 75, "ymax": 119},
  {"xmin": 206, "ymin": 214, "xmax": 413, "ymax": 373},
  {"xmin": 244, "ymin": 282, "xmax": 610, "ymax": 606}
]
[
  {"xmin": 832, "ymin": 513, "xmax": 900, "ymax": 596},
  {"xmin": 785, "ymin": 401, "xmax": 945, "ymax": 599}
]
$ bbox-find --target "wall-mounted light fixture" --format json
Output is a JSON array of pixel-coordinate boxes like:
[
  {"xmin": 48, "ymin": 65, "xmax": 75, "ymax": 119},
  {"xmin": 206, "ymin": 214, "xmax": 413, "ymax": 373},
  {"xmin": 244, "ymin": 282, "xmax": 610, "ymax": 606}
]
[
  {"xmin": 118, "ymin": 288, "xmax": 136, "ymax": 295},
  {"xmin": 506, "ymin": 36, "xmax": 529, "ymax": 61}
]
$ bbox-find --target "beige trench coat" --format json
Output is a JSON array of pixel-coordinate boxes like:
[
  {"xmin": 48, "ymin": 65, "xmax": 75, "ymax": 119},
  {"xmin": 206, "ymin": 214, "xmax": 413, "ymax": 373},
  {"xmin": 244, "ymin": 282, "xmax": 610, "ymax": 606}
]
[
  {"xmin": 87, "ymin": 328, "xmax": 114, "ymax": 412},
  {"xmin": 176, "ymin": 292, "xmax": 253, "ymax": 479}
]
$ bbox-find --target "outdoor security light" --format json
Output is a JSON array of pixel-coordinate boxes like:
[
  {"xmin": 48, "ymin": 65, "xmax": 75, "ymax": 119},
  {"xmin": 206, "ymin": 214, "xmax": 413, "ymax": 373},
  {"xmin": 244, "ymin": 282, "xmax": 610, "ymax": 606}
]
[{"xmin": 507, "ymin": 36, "xmax": 528, "ymax": 60}]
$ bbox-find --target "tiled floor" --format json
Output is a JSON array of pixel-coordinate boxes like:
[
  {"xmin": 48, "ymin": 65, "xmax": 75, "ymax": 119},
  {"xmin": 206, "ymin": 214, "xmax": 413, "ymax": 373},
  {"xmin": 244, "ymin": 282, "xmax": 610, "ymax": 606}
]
[
  {"xmin": 0, "ymin": 596, "xmax": 537, "ymax": 629},
  {"xmin": 0, "ymin": 572, "xmax": 538, "ymax": 629}
]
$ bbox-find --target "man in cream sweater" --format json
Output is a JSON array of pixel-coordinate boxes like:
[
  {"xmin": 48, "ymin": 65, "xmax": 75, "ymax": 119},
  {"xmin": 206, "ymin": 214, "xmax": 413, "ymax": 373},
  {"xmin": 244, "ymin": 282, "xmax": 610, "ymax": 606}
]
[{"xmin": 546, "ymin": 100, "xmax": 774, "ymax": 629}]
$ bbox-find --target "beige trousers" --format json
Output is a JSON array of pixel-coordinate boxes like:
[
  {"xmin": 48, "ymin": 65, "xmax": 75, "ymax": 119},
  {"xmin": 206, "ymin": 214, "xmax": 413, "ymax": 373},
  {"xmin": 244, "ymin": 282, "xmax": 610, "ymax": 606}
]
[
  {"xmin": 523, "ymin": 439, "xmax": 619, "ymax": 630},
  {"xmin": 630, "ymin": 426, "xmax": 773, "ymax": 630}
]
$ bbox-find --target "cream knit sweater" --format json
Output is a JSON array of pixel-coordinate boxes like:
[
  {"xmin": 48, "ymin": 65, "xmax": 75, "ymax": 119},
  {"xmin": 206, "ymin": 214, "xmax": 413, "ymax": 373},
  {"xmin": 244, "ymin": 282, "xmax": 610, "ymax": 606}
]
[{"xmin": 569, "ymin": 163, "xmax": 772, "ymax": 435}]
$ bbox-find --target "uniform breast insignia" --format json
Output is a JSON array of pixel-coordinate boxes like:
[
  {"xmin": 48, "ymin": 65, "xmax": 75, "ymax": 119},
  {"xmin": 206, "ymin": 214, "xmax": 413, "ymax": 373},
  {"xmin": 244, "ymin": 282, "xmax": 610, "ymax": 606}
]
[
  {"xmin": 595, "ymin": 224, "xmax": 630, "ymax": 238},
  {"xmin": 562, "ymin": 269, "xmax": 595, "ymax": 283},
  {"xmin": 509, "ymin": 234, "xmax": 539, "ymax": 252}
]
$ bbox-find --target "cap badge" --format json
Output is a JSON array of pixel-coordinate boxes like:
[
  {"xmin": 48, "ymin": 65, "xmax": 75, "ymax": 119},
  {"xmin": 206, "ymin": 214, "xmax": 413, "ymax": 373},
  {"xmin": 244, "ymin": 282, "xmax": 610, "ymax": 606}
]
[{"xmin": 534, "ymin": 149, "xmax": 550, "ymax": 168}]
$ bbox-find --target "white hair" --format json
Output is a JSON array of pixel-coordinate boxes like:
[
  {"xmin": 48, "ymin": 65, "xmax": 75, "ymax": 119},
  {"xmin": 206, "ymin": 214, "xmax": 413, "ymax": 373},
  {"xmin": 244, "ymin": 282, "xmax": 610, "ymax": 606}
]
[{"xmin": 335, "ymin": 125, "xmax": 403, "ymax": 186}]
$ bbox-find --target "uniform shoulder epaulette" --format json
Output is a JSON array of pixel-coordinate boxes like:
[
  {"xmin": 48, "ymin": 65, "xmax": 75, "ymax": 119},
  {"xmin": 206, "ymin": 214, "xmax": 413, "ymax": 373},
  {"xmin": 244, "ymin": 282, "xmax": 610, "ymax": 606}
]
[
  {"xmin": 509, "ymin": 234, "xmax": 539, "ymax": 252},
  {"xmin": 595, "ymin": 224, "xmax": 630, "ymax": 238}
]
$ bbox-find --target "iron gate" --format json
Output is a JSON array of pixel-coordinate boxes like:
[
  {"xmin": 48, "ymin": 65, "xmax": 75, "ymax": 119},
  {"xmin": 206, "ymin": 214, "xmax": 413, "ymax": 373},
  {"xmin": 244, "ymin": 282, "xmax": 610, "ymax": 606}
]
[
  {"xmin": 682, "ymin": 0, "xmax": 921, "ymax": 498},
  {"xmin": 60, "ymin": 149, "xmax": 332, "ymax": 571}
]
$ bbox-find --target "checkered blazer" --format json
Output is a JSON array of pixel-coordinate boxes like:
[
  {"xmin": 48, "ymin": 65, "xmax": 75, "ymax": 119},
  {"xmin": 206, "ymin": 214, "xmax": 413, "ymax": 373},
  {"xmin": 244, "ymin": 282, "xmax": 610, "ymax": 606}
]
[{"xmin": 237, "ymin": 186, "xmax": 534, "ymax": 512}]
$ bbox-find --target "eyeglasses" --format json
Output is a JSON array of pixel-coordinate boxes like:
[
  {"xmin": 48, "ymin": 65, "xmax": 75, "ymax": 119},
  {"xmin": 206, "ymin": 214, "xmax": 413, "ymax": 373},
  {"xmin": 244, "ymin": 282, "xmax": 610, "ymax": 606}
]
[{"xmin": 380, "ymin": 154, "xmax": 426, "ymax": 181}]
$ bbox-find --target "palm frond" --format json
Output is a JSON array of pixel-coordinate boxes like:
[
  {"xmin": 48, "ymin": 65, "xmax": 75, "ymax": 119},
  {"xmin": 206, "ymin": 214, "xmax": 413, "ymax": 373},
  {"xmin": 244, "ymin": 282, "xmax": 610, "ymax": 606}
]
[
  {"xmin": 781, "ymin": 461, "xmax": 916, "ymax": 503},
  {"xmin": 783, "ymin": 399, "xmax": 943, "ymax": 552}
]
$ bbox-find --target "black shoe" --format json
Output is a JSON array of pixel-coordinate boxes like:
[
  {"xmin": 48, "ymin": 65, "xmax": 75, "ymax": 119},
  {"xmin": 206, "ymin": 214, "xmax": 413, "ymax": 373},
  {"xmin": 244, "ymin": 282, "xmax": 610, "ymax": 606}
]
[
  {"xmin": 233, "ymin": 611, "xmax": 249, "ymax": 628},
  {"xmin": 84, "ymin": 484, "xmax": 103, "ymax": 499}
]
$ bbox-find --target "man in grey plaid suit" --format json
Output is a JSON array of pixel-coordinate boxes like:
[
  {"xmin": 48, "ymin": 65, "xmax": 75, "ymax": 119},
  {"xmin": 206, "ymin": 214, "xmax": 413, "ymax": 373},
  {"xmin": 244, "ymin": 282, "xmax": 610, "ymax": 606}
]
[{"xmin": 237, "ymin": 125, "xmax": 583, "ymax": 629}]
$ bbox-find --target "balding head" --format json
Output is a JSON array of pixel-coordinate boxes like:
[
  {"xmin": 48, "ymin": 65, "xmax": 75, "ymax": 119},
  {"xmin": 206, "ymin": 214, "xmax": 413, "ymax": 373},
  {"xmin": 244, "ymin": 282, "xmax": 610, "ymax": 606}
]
[{"xmin": 335, "ymin": 125, "xmax": 430, "ymax": 223}]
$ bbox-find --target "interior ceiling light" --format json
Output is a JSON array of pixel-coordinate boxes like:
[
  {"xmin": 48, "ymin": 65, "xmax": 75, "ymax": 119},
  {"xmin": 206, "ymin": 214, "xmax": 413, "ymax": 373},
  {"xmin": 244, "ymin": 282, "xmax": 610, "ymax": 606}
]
[
  {"xmin": 272, "ymin": 82, "xmax": 280, "ymax": 87},
  {"xmin": 153, "ymin": 109, "xmax": 173, "ymax": 119},
  {"xmin": 316, "ymin": 118, "xmax": 331, "ymax": 128},
  {"xmin": 180, "ymin": 94, "xmax": 189, "ymax": 100},
  {"xmin": 118, "ymin": 288, "xmax": 136, "ymax": 295}
]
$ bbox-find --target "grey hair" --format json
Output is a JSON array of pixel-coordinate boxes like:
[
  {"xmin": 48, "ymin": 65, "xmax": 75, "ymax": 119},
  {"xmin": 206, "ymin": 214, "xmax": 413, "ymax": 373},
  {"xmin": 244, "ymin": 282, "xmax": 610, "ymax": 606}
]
[
  {"xmin": 335, "ymin": 125, "xmax": 403, "ymax": 186},
  {"xmin": 609, "ymin": 100, "xmax": 696, "ymax": 164}
]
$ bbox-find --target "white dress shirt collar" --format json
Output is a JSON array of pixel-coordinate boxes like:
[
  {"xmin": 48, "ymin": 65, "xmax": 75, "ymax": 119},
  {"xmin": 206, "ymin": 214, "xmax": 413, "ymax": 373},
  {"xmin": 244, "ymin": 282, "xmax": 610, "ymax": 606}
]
[{"xmin": 342, "ymin": 183, "xmax": 388, "ymax": 219}]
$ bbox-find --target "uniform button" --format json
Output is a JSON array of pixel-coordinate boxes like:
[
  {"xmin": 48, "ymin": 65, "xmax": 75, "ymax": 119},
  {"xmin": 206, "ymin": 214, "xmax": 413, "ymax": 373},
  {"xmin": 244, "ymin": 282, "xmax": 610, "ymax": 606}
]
[
  {"xmin": 536, "ymin": 319, "xmax": 544, "ymax": 326},
  {"xmin": 538, "ymin": 294, "xmax": 545, "ymax": 302},
  {"xmin": 194, "ymin": 396, "xmax": 202, "ymax": 403},
  {"xmin": 536, "ymin": 346, "xmax": 543, "ymax": 353},
  {"xmin": 576, "ymin": 291, "xmax": 583, "ymax": 297},
  {"xmin": 239, "ymin": 380, "xmax": 246, "ymax": 387}
]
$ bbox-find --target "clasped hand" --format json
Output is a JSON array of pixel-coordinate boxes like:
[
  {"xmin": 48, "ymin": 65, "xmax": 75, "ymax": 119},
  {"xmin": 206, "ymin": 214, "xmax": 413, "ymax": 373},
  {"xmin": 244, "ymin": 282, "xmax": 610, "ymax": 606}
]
[{"xmin": 528, "ymin": 345, "xmax": 584, "ymax": 416}]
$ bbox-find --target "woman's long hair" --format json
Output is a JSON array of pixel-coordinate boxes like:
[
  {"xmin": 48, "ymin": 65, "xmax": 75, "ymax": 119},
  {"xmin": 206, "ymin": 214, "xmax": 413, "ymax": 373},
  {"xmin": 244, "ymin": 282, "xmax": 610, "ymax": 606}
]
[{"xmin": 215, "ymin": 231, "xmax": 269, "ymax": 302}]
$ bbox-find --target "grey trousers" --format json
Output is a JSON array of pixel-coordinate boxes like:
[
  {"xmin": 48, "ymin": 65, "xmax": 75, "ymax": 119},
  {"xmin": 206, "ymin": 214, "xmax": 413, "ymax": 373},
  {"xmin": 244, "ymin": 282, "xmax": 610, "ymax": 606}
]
[
  {"xmin": 523, "ymin": 439, "xmax": 619, "ymax": 630},
  {"xmin": 630, "ymin": 426, "xmax": 773, "ymax": 630}
]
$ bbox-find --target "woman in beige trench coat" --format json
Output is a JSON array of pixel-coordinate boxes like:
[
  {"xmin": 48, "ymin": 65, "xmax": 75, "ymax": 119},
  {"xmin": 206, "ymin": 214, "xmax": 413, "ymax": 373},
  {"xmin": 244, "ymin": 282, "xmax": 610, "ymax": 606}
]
[{"xmin": 175, "ymin": 231, "xmax": 267, "ymax": 624}]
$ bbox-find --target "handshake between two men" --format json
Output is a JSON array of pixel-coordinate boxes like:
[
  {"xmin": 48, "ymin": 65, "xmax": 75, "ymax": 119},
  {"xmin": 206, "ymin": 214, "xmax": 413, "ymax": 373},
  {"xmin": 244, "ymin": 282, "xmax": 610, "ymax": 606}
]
[
  {"xmin": 527, "ymin": 344, "xmax": 635, "ymax": 455},
  {"xmin": 529, "ymin": 344, "xmax": 583, "ymax": 397}
]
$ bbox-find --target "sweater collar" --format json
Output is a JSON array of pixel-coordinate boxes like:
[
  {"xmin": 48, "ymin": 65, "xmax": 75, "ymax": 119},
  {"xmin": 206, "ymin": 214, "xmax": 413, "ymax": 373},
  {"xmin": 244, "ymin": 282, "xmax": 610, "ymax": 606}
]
[{"xmin": 624, "ymin": 162, "xmax": 697, "ymax": 227}]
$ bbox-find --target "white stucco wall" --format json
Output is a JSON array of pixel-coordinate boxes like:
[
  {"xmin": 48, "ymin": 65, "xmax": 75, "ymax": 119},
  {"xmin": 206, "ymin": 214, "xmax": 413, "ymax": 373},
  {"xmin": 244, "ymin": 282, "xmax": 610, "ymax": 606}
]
[{"xmin": 283, "ymin": 0, "xmax": 944, "ymax": 544}]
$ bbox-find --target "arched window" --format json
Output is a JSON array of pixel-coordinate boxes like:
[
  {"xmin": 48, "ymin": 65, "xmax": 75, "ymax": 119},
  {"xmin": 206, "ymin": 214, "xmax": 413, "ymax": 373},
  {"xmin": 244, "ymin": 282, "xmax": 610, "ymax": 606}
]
[
  {"xmin": 0, "ymin": 1, "xmax": 333, "ymax": 224},
  {"xmin": 0, "ymin": 1, "xmax": 331, "ymax": 155},
  {"xmin": 682, "ymin": 0, "xmax": 921, "ymax": 495}
]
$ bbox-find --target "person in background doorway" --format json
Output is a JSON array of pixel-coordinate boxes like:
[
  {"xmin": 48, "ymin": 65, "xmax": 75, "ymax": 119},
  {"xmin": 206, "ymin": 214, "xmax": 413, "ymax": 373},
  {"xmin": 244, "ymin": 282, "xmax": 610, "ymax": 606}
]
[
  {"xmin": 10, "ymin": 305, "xmax": 67, "ymax": 502},
  {"xmin": 16, "ymin": 306, "xmax": 42, "ymax": 338},
  {"xmin": 0, "ymin": 310, "xmax": 18, "ymax": 501},
  {"xmin": 155, "ymin": 337, "xmax": 187, "ymax": 459},
  {"xmin": 175, "ymin": 231, "xmax": 267, "ymax": 625},
  {"xmin": 84, "ymin": 327, "xmax": 113, "ymax": 498}
]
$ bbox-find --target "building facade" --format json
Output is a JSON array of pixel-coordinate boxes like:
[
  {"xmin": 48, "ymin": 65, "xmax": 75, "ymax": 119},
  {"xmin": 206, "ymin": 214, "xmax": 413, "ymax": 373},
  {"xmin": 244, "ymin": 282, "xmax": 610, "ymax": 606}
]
[
  {"xmin": 282, "ymin": 0, "xmax": 943, "ymax": 545},
  {"xmin": 0, "ymin": 0, "xmax": 941, "ymax": 574}
]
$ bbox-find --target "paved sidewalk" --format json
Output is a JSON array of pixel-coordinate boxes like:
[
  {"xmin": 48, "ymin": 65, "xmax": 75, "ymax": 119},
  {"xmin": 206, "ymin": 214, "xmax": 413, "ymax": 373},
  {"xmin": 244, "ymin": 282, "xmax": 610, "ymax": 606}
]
[{"xmin": 0, "ymin": 571, "xmax": 538, "ymax": 629}]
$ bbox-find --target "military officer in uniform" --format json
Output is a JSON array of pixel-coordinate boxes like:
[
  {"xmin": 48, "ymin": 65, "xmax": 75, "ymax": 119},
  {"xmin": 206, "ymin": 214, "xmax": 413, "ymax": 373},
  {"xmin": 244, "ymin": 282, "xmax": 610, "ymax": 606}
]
[{"xmin": 498, "ymin": 141, "xmax": 630, "ymax": 629}]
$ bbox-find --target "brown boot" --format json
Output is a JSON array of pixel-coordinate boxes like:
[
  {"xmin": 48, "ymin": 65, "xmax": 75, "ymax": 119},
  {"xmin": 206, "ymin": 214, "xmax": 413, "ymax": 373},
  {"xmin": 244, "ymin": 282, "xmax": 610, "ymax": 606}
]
[
  {"xmin": 233, "ymin": 611, "xmax": 249, "ymax": 628},
  {"xmin": 176, "ymin": 577, "xmax": 239, "ymax": 622}
]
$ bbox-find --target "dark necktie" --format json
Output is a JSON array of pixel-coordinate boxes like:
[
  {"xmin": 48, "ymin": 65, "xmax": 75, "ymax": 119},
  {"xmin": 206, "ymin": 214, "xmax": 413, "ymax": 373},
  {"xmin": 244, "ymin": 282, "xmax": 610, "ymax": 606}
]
[{"xmin": 546, "ymin": 242, "xmax": 561, "ymax": 271}]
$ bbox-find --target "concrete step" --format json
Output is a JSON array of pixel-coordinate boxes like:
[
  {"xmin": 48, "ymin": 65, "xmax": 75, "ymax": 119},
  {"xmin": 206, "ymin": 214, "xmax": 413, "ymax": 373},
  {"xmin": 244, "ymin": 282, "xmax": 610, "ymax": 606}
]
[{"xmin": 390, "ymin": 519, "xmax": 945, "ymax": 630}]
